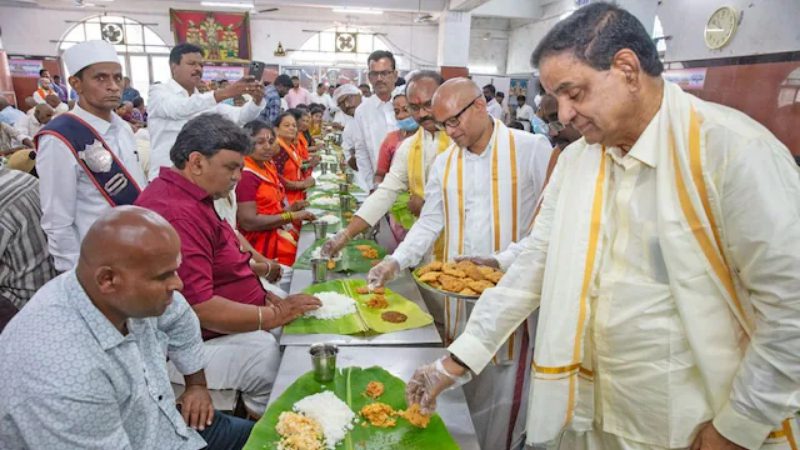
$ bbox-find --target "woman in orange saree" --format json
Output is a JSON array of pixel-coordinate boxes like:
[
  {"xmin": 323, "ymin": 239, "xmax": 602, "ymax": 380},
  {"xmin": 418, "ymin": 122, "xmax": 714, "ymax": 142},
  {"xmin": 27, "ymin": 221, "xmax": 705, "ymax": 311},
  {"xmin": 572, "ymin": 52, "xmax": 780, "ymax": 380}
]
[
  {"xmin": 273, "ymin": 112, "xmax": 315, "ymax": 205},
  {"xmin": 236, "ymin": 120, "xmax": 316, "ymax": 265}
]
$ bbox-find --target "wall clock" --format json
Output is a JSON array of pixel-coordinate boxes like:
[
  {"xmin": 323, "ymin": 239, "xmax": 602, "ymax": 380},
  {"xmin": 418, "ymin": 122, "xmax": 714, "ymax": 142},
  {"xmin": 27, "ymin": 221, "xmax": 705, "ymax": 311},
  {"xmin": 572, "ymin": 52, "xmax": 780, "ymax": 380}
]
[{"xmin": 704, "ymin": 6, "xmax": 739, "ymax": 50}]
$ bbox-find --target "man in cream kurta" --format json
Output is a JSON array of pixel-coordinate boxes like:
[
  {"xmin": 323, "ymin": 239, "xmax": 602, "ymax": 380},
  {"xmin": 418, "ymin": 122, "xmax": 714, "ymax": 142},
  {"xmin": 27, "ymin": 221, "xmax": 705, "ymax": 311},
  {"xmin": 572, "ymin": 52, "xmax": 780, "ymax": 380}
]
[
  {"xmin": 321, "ymin": 71, "xmax": 449, "ymax": 257},
  {"xmin": 406, "ymin": 4, "xmax": 800, "ymax": 450},
  {"xmin": 368, "ymin": 78, "xmax": 553, "ymax": 450}
]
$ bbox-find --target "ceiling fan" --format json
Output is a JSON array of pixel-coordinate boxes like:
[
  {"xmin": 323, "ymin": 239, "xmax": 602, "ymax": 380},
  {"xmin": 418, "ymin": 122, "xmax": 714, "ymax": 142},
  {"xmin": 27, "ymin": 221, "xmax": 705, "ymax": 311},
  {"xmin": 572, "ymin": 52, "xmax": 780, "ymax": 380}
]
[{"xmin": 256, "ymin": 7, "xmax": 279, "ymax": 13}]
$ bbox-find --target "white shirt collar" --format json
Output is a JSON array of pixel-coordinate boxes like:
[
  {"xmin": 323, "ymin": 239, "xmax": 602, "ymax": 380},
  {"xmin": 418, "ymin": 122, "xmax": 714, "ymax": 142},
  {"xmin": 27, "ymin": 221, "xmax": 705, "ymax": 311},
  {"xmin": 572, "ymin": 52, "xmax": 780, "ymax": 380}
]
[
  {"xmin": 166, "ymin": 78, "xmax": 198, "ymax": 97},
  {"xmin": 71, "ymin": 103, "xmax": 121, "ymax": 135}
]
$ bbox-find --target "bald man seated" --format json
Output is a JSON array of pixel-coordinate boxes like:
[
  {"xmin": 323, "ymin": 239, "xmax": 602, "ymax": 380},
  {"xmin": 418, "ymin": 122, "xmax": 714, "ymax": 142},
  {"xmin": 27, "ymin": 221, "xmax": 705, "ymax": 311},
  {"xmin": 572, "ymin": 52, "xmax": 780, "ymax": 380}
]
[{"xmin": 0, "ymin": 206, "xmax": 254, "ymax": 450}]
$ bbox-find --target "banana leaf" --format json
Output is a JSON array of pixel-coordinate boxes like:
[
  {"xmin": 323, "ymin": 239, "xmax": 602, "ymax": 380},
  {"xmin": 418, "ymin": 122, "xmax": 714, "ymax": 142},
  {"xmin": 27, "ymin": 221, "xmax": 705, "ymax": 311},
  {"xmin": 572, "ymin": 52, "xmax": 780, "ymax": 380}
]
[
  {"xmin": 283, "ymin": 279, "xmax": 433, "ymax": 335},
  {"xmin": 389, "ymin": 192, "xmax": 416, "ymax": 230},
  {"xmin": 244, "ymin": 366, "xmax": 459, "ymax": 450},
  {"xmin": 293, "ymin": 240, "xmax": 385, "ymax": 273}
]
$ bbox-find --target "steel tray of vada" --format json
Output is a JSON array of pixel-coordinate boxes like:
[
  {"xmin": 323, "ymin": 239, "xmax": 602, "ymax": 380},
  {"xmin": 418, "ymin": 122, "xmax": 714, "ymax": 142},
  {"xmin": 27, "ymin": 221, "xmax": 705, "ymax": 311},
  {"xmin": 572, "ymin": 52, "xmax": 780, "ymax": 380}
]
[{"xmin": 411, "ymin": 260, "xmax": 504, "ymax": 301}]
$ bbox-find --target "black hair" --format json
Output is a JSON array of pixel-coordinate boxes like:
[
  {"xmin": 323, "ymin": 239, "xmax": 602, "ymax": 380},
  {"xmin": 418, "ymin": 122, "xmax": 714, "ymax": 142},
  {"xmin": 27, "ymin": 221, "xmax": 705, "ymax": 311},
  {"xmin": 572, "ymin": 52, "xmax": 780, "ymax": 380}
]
[
  {"xmin": 132, "ymin": 97, "xmax": 144, "ymax": 108},
  {"xmin": 531, "ymin": 2, "xmax": 663, "ymax": 76},
  {"xmin": 274, "ymin": 74, "xmax": 293, "ymax": 88},
  {"xmin": 310, "ymin": 106, "xmax": 325, "ymax": 115},
  {"xmin": 317, "ymin": 82, "xmax": 325, "ymax": 88},
  {"xmin": 169, "ymin": 43, "xmax": 204, "ymax": 65},
  {"xmin": 288, "ymin": 108, "xmax": 310, "ymax": 122},
  {"xmin": 291, "ymin": 75, "xmax": 299, "ymax": 80},
  {"xmin": 359, "ymin": 83, "xmax": 371, "ymax": 90},
  {"xmin": 367, "ymin": 50, "xmax": 396, "ymax": 70},
  {"xmin": 395, "ymin": 77, "xmax": 406, "ymax": 87},
  {"xmin": 483, "ymin": 84, "xmax": 496, "ymax": 95},
  {"xmin": 509, "ymin": 121, "xmax": 525, "ymax": 130},
  {"xmin": 243, "ymin": 119, "xmax": 274, "ymax": 137},
  {"xmin": 406, "ymin": 70, "xmax": 443, "ymax": 95},
  {"xmin": 170, "ymin": 113, "xmax": 252, "ymax": 169},
  {"xmin": 53, "ymin": 75, "xmax": 61, "ymax": 81},
  {"xmin": 496, "ymin": 91, "xmax": 505, "ymax": 98},
  {"xmin": 218, "ymin": 79, "xmax": 229, "ymax": 84},
  {"xmin": 295, "ymin": 104, "xmax": 309, "ymax": 111},
  {"xmin": 273, "ymin": 111, "xmax": 296, "ymax": 128},
  {"xmin": 517, "ymin": 95, "xmax": 527, "ymax": 103},
  {"xmin": 39, "ymin": 69, "xmax": 49, "ymax": 77}
]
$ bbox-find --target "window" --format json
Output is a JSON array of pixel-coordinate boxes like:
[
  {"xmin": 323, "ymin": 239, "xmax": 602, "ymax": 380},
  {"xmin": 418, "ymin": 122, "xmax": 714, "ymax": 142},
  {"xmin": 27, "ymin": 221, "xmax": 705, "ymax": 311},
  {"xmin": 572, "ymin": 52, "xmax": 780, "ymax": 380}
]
[
  {"xmin": 294, "ymin": 27, "xmax": 403, "ymax": 68},
  {"xmin": 59, "ymin": 15, "xmax": 170, "ymax": 103}
]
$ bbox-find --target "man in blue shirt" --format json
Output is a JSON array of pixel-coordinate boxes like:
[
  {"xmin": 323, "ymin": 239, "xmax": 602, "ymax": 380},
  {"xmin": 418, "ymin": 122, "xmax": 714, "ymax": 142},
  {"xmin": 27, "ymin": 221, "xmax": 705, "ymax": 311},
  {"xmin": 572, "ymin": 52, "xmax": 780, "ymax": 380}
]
[
  {"xmin": 0, "ymin": 96, "xmax": 26, "ymax": 126},
  {"xmin": 122, "ymin": 76, "xmax": 142, "ymax": 102},
  {"xmin": 258, "ymin": 74, "xmax": 292, "ymax": 125},
  {"xmin": 0, "ymin": 206, "xmax": 253, "ymax": 449}
]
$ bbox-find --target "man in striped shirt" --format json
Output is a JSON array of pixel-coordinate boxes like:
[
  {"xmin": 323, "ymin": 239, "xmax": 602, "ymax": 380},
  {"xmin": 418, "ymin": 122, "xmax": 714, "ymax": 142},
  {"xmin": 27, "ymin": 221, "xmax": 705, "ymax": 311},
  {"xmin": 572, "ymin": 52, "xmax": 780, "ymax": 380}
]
[{"xmin": 0, "ymin": 167, "xmax": 57, "ymax": 331}]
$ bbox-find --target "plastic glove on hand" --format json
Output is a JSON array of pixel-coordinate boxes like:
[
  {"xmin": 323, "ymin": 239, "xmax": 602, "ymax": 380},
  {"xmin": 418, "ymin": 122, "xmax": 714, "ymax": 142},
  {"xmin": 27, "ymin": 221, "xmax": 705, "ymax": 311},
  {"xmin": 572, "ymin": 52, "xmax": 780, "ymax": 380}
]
[
  {"xmin": 405, "ymin": 357, "xmax": 472, "ymax": 415},
  {"xmin": 454, "ymin": 255, "xmax": 500, "ymax": 269},
  {"xmin": 366, "ymin": 257, "xmax": 400, "ymax": 290},
  {"xmin": 320, "ymin": 230, "xmax": 349, "ymax": 258}
]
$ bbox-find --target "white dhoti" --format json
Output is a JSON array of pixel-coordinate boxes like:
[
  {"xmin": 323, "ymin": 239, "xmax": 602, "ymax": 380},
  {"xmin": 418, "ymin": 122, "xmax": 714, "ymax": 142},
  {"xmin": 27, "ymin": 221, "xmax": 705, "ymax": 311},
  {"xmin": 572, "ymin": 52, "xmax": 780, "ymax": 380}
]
[{"xmin": 168, "ymin": 330, "xmax": 281, "ymax": 415}]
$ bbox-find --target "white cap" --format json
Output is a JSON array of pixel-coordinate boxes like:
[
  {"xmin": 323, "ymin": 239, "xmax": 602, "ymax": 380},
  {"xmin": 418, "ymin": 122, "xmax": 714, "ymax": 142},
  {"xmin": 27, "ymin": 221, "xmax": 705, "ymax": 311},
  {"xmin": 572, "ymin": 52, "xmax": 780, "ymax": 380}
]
[
  {"xmin": 63, "ymin": 40, "xmax": 119, "ymax": 75},
  {"xmin": 391, "ymin": 85, "xmax": 406, "ymax": 100},
  {"xmin": 333, "ymin": 84, "xmax": 361, "ymax": 104}
]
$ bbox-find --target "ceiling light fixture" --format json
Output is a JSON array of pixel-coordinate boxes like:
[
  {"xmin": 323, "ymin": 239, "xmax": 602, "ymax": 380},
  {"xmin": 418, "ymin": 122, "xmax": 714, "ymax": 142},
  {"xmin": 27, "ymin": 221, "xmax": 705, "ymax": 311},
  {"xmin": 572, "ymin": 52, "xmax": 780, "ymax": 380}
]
[
  {"xmin": 201, "ymin": 1, "xmax": 255, "ymax": 9},
  {"xmin": 331, "ymin": 7, "xmax": 383, "ymax": 15}
]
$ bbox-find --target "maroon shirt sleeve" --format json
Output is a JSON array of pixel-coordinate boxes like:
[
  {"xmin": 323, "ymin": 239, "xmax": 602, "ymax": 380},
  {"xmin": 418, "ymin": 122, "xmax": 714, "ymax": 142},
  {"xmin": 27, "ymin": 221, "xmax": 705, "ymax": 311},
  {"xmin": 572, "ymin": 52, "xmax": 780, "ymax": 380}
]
[
  {"xmin": 236, "ymin": 172, "xmax": 260, "ymax": 203},
  {"xmin": 376, "ymin": 132, "xmax": 399, "ymax": 176},
  {"xmin": 170, "ymin": 218, "xmax": 216, "ymax": 305}
]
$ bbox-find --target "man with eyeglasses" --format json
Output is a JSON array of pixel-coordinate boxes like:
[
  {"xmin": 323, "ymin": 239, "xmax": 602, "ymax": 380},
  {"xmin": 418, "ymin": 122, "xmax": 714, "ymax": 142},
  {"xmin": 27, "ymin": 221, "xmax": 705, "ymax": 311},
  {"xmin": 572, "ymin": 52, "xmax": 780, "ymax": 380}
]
[
  {"xmin": 366, "ymin": 77, "xmax": 554, "ymax": 450},
  {"xmin": 322, "ymin": 70, "xmax": 451, "ymax": 259},
  {"xmin": 351, "ymin": 50, "xmax": 399, "ymax": 190}
]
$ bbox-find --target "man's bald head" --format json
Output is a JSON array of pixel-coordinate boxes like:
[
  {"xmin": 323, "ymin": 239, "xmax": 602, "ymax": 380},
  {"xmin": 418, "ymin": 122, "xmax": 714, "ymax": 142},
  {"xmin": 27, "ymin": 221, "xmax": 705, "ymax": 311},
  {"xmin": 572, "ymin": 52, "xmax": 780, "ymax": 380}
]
[
  {"xmin": 431, "ymin": 78, "xmax": 490, "ymax": 150},
  {"xmin": 34, "ymin": 104, "xmax": 54, "ymax": 124},
  {"xmin": 80, "ymin": 206, "xmax": 179, "ymax": 269},
  {"xmin": 77, "ymin": 206, "xmax": 184, "ymax": 323},
  {"xmin": 45, "ymin": 94, "xmax": 61, "ymax": 108}
]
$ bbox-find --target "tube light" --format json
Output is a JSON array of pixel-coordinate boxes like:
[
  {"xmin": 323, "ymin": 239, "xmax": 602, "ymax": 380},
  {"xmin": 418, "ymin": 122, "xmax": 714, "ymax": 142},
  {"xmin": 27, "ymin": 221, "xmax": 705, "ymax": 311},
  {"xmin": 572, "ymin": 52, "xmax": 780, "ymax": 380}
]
[
  {"xmin": 331, "ymin": 7, "xmax": 383, "ymax": 15},
  {"xmin": 201, "ymin": 1, "xmax": 255, "ymax": 9}
]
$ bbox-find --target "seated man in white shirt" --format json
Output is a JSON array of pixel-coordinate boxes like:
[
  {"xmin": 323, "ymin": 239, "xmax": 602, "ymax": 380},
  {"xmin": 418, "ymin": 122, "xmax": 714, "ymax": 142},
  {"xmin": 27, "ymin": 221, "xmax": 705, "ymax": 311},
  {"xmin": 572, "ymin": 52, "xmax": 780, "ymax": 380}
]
[
  {"xmin": 14, "ymin": 103, "xmax": 53, "ymax": 141},
  {"xmin": 45, "ymin": 93, "xmax": 69, "ymax": 115},
  {"xmin": 0, "ymin": 206, "xmax": 254, "ymax": 449},
  {"xmin": 147, "ymin": 43, "xmax": 265, "ymax": 180}
]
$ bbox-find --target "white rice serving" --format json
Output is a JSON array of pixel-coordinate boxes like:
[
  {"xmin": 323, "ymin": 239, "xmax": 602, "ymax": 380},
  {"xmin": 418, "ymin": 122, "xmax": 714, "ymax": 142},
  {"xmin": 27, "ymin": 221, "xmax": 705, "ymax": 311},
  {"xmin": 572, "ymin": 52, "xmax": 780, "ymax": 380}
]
[
  {"xmin": 311, "ymin": 197, "xmax": 339, "ymax": 207},
  {"xmin": 293, "ymin": 391, "xmax": 355, "ymax": 450},
  {"xmin": 305, "ymin": 292, "xmax": 356, "ymax": 320},
  {"xmin": 318, "ymin": 214, "xmax": 340, "ymax": 225},
  {"xmin": 311, "ymin": 247, "xmax": 340, "ymax": 261}
]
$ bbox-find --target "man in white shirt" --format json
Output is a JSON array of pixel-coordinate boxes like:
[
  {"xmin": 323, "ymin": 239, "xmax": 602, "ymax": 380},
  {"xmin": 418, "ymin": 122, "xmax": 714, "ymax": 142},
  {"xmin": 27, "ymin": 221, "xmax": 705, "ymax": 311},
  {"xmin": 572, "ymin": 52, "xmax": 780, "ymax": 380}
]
[
  {"xmin": 45, "ymin": 94, "xmax": 69, "ymax": 116},
  {"xmin": 332, "ymin": 84, "xmax": 361, "ymax": 128},
  {"xmin": 483, "ymin": 84, "xmax": 504, "ymax": 120},
  {"xmin": 406, "ymin": 4, "xmax": 800, "ymax": 450},
  {"xmin": 14, "ymin": 103, "xmax": 53, "ymax": 141},
  {"xmin": 352, "ymin": 50, "xmax": 399, "ymax": 190},
  {"xmin": 323, "ymin": 70, "xmax": 449, "ymax": 255},
  {"xmin": 308, "ymin": 82, "xmax": 334, "ymax": 120},
  {"xmin": 368, "ymin": 78, "xmax": 553, "ymax": 450},
  {"xmin": 147, "ymin": 43, "xmax": 265, "ymax": 180},
  {"xmin": 515, "ymin": 95, "xmax": 535, "ymax": 132},
  {"xmin": 36, "ymin": 40, "xmax": 147, "ymax": 272}
]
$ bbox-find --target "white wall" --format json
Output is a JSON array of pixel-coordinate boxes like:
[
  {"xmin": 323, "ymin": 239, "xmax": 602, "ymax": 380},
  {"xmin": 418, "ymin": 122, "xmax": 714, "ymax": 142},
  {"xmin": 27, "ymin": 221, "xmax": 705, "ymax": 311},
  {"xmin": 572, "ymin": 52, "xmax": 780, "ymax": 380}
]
[
  {"xmin": 505, "ymin": 0, "xmax": 800, "ymax": 75},
  {"xmin": 0, "ymin": 5, "xmax": 439, "ymax": 71},
  {"xmin": 0, "ymin": 6, "xmax": 174, "ymax": 56},
  {"xmin": 468, "ymin": 17, "xmax": 509, "ymax": 75},
  {"xmin": 658, "ymin": 0, "xmax": 800, "ymax": 62}
]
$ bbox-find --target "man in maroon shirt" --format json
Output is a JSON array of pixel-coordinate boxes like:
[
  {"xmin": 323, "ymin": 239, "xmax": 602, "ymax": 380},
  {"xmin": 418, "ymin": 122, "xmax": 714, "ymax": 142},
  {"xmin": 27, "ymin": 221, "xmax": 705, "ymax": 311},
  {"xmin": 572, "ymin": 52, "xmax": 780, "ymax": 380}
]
[{"xmin": 136, "ymin": 113, "xmax": 320, "ymax": 417}]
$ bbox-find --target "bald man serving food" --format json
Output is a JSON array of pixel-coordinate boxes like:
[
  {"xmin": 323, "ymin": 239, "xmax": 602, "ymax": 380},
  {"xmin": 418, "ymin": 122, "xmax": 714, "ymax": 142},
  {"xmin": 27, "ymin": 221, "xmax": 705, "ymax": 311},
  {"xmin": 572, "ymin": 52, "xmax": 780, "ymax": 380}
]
[{"xmin": 0, "ymin": 206, "xmax": 253, "ymax": 449}]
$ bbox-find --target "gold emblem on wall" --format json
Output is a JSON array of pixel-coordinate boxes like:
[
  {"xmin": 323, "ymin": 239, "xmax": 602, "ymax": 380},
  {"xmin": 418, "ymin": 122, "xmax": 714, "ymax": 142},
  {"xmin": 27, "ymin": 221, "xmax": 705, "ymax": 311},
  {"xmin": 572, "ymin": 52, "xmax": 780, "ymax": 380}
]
[{"xmin": 335, "ymin": 32, "xmax": 358, "ymax": 53}]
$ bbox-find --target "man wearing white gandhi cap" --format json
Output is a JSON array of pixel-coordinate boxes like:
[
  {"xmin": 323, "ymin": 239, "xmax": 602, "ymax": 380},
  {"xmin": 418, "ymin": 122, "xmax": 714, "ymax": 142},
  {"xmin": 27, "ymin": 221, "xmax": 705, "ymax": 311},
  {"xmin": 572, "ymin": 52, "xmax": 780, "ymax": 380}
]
[{"xmin": 35, "ymin": 40, "xmax": 147, "ymax": 272}]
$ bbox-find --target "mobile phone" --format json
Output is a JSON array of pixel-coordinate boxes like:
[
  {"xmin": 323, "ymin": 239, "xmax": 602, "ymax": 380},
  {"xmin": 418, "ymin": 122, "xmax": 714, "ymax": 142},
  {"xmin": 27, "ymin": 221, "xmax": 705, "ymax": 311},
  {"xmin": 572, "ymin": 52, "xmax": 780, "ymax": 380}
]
[{"xmin": 248, "ymin": 60, "xmax": 266, "ymax": 81}]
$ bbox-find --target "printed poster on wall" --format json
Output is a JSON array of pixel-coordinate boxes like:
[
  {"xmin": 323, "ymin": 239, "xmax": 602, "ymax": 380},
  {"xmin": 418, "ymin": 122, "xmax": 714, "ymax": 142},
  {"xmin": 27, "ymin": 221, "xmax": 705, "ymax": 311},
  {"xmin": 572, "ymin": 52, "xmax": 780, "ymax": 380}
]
[
  {"xmin": 170, "ymin": 9, "xmax": 252, "ymax": 62},
  {"xmin": 509, "ymin": 78, "xmax": 529, "ymax": 98},
  {"xmin": 8, "ymin": 58, "xmax": 43, "ymax": 78}
]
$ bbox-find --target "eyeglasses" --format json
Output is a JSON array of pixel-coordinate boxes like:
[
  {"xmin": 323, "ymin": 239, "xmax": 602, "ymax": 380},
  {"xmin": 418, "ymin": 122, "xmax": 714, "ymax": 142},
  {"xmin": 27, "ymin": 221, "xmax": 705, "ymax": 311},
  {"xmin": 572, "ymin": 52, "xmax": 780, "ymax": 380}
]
[
  {"xmin": 434, "ymin": 95, "xmax": 482, "ymax": 130},
  {"xmin": 406, "ymin": 99, "xmax": 432, "ymax": 113},
  {"xmin": 368, "ymin": 70, "xmax": 395, "ymax": 80}
]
